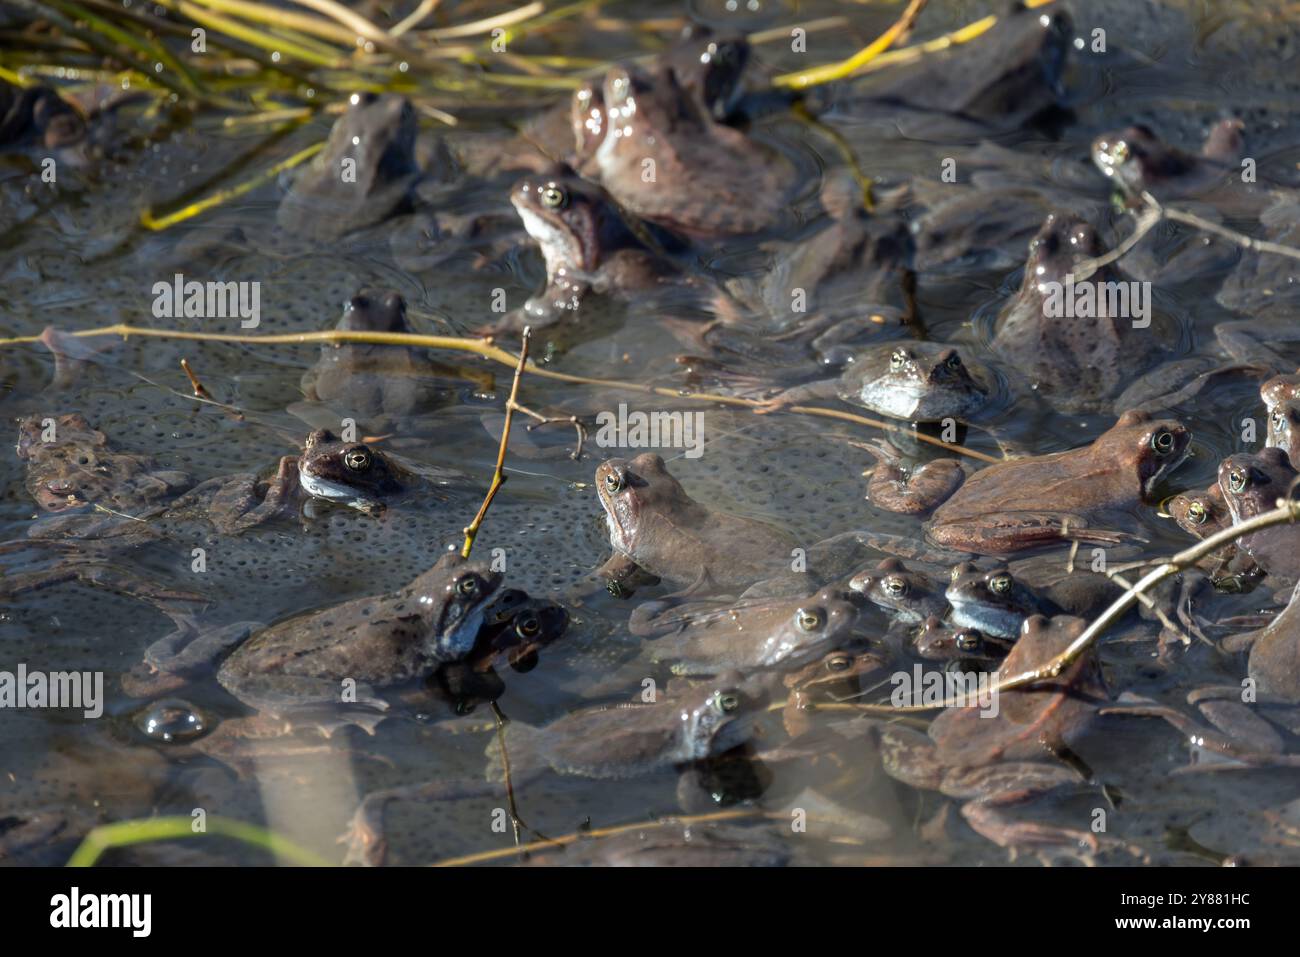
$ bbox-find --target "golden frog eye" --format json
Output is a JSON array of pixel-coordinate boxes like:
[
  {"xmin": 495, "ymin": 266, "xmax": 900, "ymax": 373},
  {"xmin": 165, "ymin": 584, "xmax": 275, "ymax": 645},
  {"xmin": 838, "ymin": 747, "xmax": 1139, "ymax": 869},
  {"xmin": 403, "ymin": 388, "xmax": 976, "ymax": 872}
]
[
  {"xmin": 826, "ymin": 653, "xmax": 852, "ymax": 672},
  {"xmin": 1151, "ymin": 429, "xmax": 1176, "ymax": 455},
  {"xmin": 541, "ymin": 183, "xmax": 567, "ymax": 209},
  {"xmin": 1228, "ymin": 468, "xmax": 1248, "ymax": 493},
  {"xmin": 796, "ymin": 609, "xmax": 824, "ymax": 632},
  {"xmin": 1186, "ymin": 500, "xmax": 1208, "ymax": 525},
  {"xmin": 603, "ymin": 469, "xmax": 625, "ymax": 494},
  {"xmin": 882, "ymin": 576, "xmax": 908, "ymax": 597},
  {"xmin": 988, "ymin": 573, "xmax": 1012, "ymax": 595},
  {"xmin": 343, "ymin": 447, "xmax": 371, "ymax": 471},
  {"xmin": 456, "ymin": 575, "xmax": 482, "ymax": 598},
  {"xmin": 715, "ymin": 691, "xmax": 741, "ymax": 713},
  {"xmin": 955, "ymin": 631, "xmax": 982, "ymax": 653},
  {"xmin": 516, "ymin": 616, "xmax": 541, "ymax": 638},
  {"xmin": 889, "ymin": 349, "xmax": 908, "ymax": 372}
]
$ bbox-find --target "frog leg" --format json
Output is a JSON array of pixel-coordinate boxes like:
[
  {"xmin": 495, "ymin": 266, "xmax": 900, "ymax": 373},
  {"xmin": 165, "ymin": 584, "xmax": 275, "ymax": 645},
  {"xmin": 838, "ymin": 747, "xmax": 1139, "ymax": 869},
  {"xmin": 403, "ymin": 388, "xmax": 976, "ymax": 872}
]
[
  {"xmin": 596, "ymin": 552, "xmax": 660, "ymax": 599},
  {"xmin": 0, "ymin": 556, "xmax": 206, "ymax": 610},
  {"xmin": 751, "ymin": 377, "xmax": 841, "ymax": 415},
  {"xmin": 1214, "ymin": 319, "xmax": 1300, "ymax": 373},
  {"xmin": 121, "ymin": 619, "xmax": 260, "ymax": 698},
  {"xmin": 942, "ymin": 762, "xmax": 1147, "ymax": 864},
  {"xmin": 858, "ymin": 439, "xmax": 964, "ymax": 515},
  {"xmin": 1101, "ymin": 692, "xmax": 1300, "ymax": 771},
  {"xmin": 213, "ymin": 456, "xmax": 302, "ymax": 534},
  {"xmin": 878, "ymin": 726, "xmax": 947, "ymax": 791},
  {"xmin": 927, "ymin": 513, "xmax": 1131, "ymax": 555},
  {"xmin": 339, "ymin": 769, "xmax": 547, "ymax": 866}
]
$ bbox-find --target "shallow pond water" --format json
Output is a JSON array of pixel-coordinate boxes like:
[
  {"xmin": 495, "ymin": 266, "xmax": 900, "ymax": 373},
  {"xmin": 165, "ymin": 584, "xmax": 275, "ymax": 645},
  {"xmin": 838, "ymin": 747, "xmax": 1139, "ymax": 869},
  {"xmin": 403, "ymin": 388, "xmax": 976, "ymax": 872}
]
[{"xmin": 4, "ymin": 0, "xmax": 1300, "ymax": 867}]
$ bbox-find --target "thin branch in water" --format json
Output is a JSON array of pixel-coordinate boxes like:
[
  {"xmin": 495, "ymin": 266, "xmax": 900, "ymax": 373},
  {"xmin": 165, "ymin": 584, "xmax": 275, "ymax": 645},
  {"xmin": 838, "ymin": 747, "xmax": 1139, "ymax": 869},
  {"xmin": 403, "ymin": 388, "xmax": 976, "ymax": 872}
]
[{"xmin": 461, "ymin": 326, "xmax": 530, "ymax": 559}]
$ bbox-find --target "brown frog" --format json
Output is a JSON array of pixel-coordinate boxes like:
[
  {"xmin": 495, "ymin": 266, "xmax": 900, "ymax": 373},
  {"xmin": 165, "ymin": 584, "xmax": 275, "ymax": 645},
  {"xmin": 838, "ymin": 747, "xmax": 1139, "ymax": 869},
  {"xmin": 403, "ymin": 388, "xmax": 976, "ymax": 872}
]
[
  {"xmin": 912, "ymin": 615, "xmax": 1012, "ymax": 665},
  {"xmin": 827, "ymin": 3, "xmax": 1071, "ymax": 140},
  {"xmin": 783, "ymin": 646, "xmax": 891, "ymax": 737},
  {"xmin": 341, "ymin": 673, "xmax": 767, "ymax": 864},
  {"xmin": 629, "ymin": 587, "xmax": 864, "ymax": 675},
  {"xmin": 497, "ymin": 165, "xmax": 696, "ymax": 332},
  {"xmin": 126, "ymin": 553, "xmax": 502, "ymax": 725},
  {"xmin": 991, "ymin": 213, "xmax": 1168, "ymax": 413},
  {"xmin": 295, "ymin": 428, "xmax": 468, "ymax": 514},
  {"xmin": 277, "ymin": 93, "xmax": 419, "ymax": 241},
  {"xmin": 1217, "ymin": 448, "xmax": 1300, "ymax": 586},
  {"xmin": 754, "ymin": 342, "xmax": 991, "ymax": 425},
  {"xmin": 1092, "ymin": 119, "xmax": 1248, "ymax": 206},
  {"xmin": 880, "ymin": 615, "xmax": 1138, "ymax": 861},
  {"xmin": 0, "ymin": 79, "xmax": 86, "ymax": 150},
  {"xmin": 595, "ymin": 452, "xmax": 801, "ymax": 596},
  {"xmin": 296, "ymin": 291, "xmax": 459, "ymax": 429},
  {"xmin": 574, "ymin": 61, "xmax": 795, "ymax": 238},
  {"xmin": 848, "ymin": 558, "xmax": 948, "ymax": 624},
  {"xmin": 920, "ymin": 410, "xmax": 1190, "ymax": 554},
  {"xmin": 1268, "ymin": 398, "xmax": 1300, "ymax": 469}
]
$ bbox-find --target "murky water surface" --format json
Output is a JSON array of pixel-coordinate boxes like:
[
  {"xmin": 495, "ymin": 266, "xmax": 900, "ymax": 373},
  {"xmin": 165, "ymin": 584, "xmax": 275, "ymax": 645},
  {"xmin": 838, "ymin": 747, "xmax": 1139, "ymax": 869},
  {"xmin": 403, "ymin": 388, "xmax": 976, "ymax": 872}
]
[{"xmin": 4, "ymin": 0, "xmax": 1300, "ymax": 866}]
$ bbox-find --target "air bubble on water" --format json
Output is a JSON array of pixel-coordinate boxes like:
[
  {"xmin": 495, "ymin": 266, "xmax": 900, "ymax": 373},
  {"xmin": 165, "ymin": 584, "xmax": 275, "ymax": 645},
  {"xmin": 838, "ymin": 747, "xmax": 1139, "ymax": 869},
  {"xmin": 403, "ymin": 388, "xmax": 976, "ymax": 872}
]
[{"xmin": 135, "ymin": 698, "xmax": 208, "ymax": 743}]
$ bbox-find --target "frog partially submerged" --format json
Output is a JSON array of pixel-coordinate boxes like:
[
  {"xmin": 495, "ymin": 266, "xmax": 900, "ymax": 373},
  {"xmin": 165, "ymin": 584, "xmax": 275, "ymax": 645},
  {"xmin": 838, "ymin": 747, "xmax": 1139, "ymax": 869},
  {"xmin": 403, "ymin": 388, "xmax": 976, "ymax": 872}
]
[
  {"xmin": 295, "ymin": 291, "xmax": 461, "ymax": 431},
  {"xmin": 277, "ymin": 93, "xmax": 420, "ymax": 241},
  {"xmin": 990, "ymin": 213, "xmax": 1171, "ymax": 414},
  {"xmin": 1216, "ymin": 448, "xmax": 1300, "ymax": 586},
  {"xmin": 754, "ymin": 342, "xmax": 990, "ymax": 423},
  {"xmin": 880, "ymin": 615, "xmax": 1141, "ymax": 862},
  {"xmin": 849, "ymin": 558, "xmax": 948, "ymax": 624},
  {"xmin": 573, "ymin": 60, "xmax": 795, "ymax": 237},
  {"xmin": 912, "ymin": 411, "xmax": 1190, "ymax": 554},
  {"xmin": 594, "ymin": 452, "xmax": 802, "ymax": 596},
  {"xmin": 946, "ymin": 562, "xmax": 1120, "ymax": 639},
  {"xmin": 296, "ymin": 429, "xmax": 469, "ymax": 514},
  {"xmin": 496, "ymin": 165, "xmax": 700, "ymax": 333},
  {"xmin": 341, "ymin": 673, "xmax": 767, "ymax": 864},
  {"xmin": 125, "ymin": 553, "xmax": 502, "ymax": 727},
  {"xmin": 629, "ymin": 586, "xmax": 864, "ymax": 675},
  {"xmin": 912, "ymin": 615, "xmax": 1012, "ymax": 665},
  {"xmin": 826, "ymin": 3, "xmax": 1072, "ymax": 141}
]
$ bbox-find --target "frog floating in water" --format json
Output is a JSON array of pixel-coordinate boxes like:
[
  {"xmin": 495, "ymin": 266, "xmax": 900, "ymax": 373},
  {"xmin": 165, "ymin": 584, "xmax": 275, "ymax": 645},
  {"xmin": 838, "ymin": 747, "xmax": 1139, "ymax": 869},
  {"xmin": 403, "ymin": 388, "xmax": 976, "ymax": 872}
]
[
  {"xmin": 880, "ymin": 615, "xmax": 1144, "ymax": 862},
  {"xmin": 990, "ymin": 213, "xmax": 1173, "ymax": 414},
  {"xmin": 874, "ymin": 410, "xmax": 1191, "ymax": 555},
  {"xmin": 1216, "ymin": 448, "xmax": 1300, "ymax": 587},
  {"xmin": 294, "ymin": 291, "xmax": 464, "ymax": 432},
  {"xmin": 277, "ymin": 93, "xmax": 420, "ymax": 241},
  {"xmin": 496, "ymin": 165, "xmax": 704, "ymax": 333},
  {"xmin": 340, "ymin": 673, "xmax": 767, "ymax": 864},
  {"xmin": 572, "ymin": 57, "xmax": 796, "ymax": 238},
  {"xmin": 825, "ymin": 3, "xmax": 1072, "ymax": 141},
  {"xmin": 753, "ymin": 342, "xmax": 990, "ymax": 424},
  {"xmin": 125, "ymin": 553, "xmax": 502, "ymax": 723},
  {"xmin": 628, "ymin": 586, "xmax": 864, "ymax": 675},
  {"xmin": 594, "ymin": 452, "xmax": 803, "ymax": 597},
  {"xmin": 849, "ymin": 558, "xmax": 948, "ymax": 623}
]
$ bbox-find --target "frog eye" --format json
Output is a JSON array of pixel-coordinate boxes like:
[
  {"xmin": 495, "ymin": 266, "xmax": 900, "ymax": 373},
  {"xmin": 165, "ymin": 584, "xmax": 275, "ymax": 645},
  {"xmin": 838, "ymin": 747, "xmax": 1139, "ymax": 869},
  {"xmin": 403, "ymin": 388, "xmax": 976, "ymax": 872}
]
[
  {"xmin": 603, "ymin": 468, "xmax": 626, "ymax": 494},
  {"xmin": 343, "ymin": 447, "xmax": 371, "ymax": 471},
  {"xmin": 516, "ymin": 615, "xmax": 541, "ymax": 638},
  {"xmin": 955, "ymin": 631, "xmax": 982, "ymax": 653},
  {"xmin": 1151, "ymin": 429, "xmax": 1176, "ymax": 455},
  {"xmin": 455, "ymin": 574, "xmax": 483, "ymax": 598},
  {"xmin": 1110, "ymin": 140, "xmax": 1130, "ymax": 164},
  {"xmin": 988, "ymin": 573, "xmax": 1012, "ymax": 594},
  {"xmin": 882, "ymin": 576, "xmax": 908, "ymax": 597},
  {"xmin": 796, "ymin": 609, "xmax": 824, "ymax": 632},
  {"xmin": 540, "ymin": 183, "xmax": 568, "ymax": 209},
  {"xmin": 714, "ymin": 691, "xmax": 741, "ymax": 713},
  {"xmin": 1228, "ymin": 468, "xmax": 1249, "ymax": 493},
  {"xmin": 889, "ymin": 349, "xmax": 908, "ymax": 372},
  {"xmin": 1186, "ymin": 500, "xmax": 1208, "ymax": 525},
  {"xmin": 944, "ymin": 353, "xmax": 963, "ymax": 371},
  {"xmin": 826, "ymin": 653, "xmax": 852, "ymax": 672}
]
